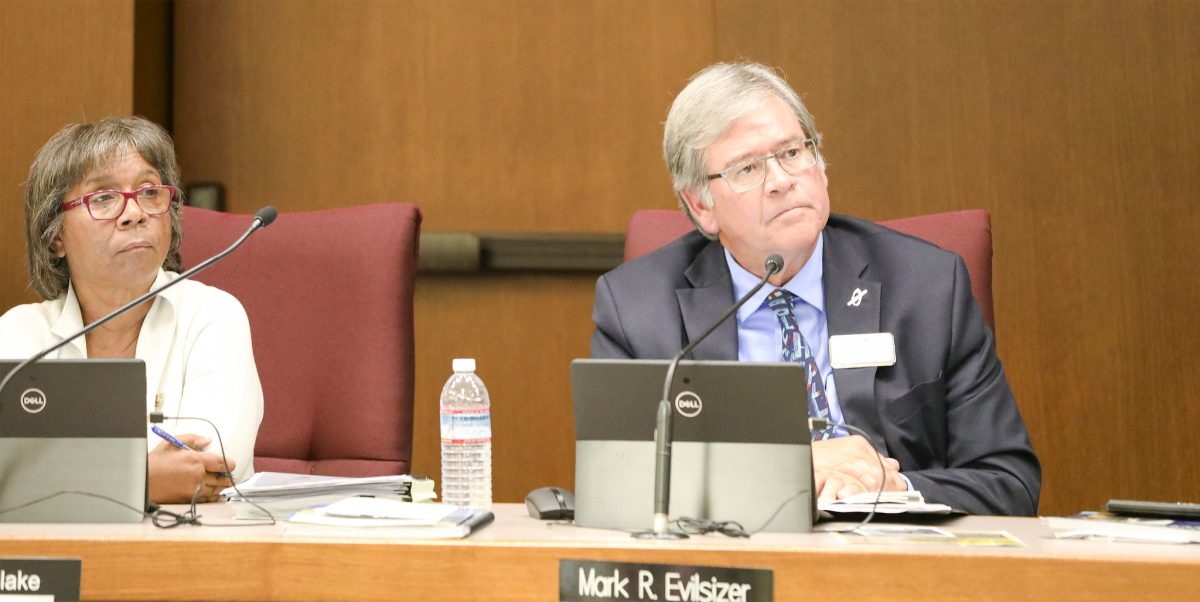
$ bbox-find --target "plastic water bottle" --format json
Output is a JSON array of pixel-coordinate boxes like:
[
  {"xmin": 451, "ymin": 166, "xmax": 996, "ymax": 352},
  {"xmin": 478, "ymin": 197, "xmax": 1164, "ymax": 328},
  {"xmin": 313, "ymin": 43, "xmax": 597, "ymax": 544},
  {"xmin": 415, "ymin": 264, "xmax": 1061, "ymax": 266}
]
[{"xmin": 439, "ymin": 358, "xmax": 492, "ymax": 510}]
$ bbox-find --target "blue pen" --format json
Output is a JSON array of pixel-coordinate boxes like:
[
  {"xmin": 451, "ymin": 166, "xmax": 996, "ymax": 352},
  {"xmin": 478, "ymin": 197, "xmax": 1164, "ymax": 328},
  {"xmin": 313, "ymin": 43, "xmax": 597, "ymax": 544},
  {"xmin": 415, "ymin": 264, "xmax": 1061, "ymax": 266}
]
[
  {"xmin": 151, "ymin": 425, "xmax": 233, "ymax": 478},
  {"xmin": 152, "ymin": 425, "xmax": 193, "ymax": 450}
]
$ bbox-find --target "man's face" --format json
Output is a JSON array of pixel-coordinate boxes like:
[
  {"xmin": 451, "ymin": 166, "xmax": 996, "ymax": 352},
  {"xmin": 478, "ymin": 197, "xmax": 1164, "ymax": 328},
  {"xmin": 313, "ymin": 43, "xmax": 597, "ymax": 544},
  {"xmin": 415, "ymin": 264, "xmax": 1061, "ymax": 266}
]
[{"xmin": 683, "ymin": 94, "xmax": 830, "ymax": 281}]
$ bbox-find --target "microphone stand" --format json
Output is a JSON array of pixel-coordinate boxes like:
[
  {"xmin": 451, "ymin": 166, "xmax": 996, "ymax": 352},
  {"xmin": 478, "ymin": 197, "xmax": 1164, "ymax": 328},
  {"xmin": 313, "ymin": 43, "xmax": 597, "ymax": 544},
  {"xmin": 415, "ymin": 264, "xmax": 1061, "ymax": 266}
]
[
  {"xmin": 633, "ymin": 254, "xmax": 783, "ymax": 540},
  {"xmin": 0, "ymin": 206, "xmax": 277, "ymax": 406}
]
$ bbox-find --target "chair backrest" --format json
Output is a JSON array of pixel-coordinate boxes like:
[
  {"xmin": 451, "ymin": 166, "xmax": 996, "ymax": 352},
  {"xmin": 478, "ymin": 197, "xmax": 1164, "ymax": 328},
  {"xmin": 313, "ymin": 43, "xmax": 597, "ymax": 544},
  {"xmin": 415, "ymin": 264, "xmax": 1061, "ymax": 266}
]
[
  {"xmin": 624, "ymin": 209, "xmax": 994, "ymax": 328},
  {"xmin": 877, "ymin": 210, "xmax": 993, "ymax": 328},
  {"xmin": 623, "ymin": 210, "xmax": 696, "ymax": 262},
  {"xmin": 180, "ymin": 203, "xmax": 422, "ymax": 476}
]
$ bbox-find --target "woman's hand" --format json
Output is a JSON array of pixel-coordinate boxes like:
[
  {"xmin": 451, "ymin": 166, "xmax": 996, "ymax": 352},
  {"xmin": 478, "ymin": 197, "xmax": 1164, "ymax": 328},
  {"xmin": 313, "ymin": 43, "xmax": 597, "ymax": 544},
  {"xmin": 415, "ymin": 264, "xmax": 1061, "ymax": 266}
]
[{"xmin": 148, "ymin": 434, "xmax": 236, "ymax": 503}]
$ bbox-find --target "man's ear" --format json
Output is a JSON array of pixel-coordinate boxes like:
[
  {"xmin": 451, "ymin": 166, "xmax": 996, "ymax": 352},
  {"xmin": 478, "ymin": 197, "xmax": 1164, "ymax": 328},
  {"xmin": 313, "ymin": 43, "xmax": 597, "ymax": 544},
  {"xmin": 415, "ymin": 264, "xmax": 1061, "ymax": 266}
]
[{"xmin": 680, "ymin": 189, "xmax": 719, "ymax": 236}]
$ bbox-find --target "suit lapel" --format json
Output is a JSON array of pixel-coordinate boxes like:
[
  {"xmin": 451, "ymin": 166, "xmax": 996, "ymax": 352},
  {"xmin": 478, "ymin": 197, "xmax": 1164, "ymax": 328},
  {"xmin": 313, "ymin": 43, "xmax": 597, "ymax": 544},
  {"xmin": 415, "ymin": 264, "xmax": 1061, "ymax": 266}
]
[
  {"xmin": 677, "ymin": 240, "xmax": 738, "ymax": 360},
  {"xmin": 823, "ymin": 229, "xmax": 887, "ymax": 450}
]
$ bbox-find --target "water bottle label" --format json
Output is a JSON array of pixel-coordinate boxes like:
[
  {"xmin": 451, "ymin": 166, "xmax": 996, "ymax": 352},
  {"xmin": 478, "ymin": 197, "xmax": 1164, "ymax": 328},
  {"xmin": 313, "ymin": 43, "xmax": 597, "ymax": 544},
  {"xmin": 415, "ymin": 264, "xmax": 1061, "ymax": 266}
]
[{"xmin": 440, "ymin": 408, "xmax": 492, "ymax": 444}]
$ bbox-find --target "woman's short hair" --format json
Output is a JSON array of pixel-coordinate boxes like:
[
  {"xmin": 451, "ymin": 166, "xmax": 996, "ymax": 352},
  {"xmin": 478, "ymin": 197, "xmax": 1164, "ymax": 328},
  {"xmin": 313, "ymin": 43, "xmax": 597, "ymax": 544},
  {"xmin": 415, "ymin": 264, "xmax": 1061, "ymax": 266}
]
[
  {"xmin": 24, "ymin": 116, "xmax": 184, "ymax": 300},
  {"xmin": 663, "ymin": 62, "xmax": 822, "ymax": 233}
]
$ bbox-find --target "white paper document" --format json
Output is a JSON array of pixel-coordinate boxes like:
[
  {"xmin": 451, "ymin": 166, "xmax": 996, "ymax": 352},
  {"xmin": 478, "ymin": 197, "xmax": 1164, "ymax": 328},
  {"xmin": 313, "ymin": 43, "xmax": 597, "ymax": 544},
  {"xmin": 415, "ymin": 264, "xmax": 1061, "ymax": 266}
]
[
  {"xmin": 316, "ymin": 497, "xmax": 461, "ymax": 524},
  {"xmin": 220, "ymin": 471, "xmax": 435, "ymax": 501},
  {"xmin": 819, "ymin": 491, "xmax": 955, "ymax": 514},
  {"xmin": 1043, "ymin": 516, "xmax": 1200, "ymax": 544},
  {"xmin": 283, "ymin": 501, "xmax": 490, "ymax": 539}
]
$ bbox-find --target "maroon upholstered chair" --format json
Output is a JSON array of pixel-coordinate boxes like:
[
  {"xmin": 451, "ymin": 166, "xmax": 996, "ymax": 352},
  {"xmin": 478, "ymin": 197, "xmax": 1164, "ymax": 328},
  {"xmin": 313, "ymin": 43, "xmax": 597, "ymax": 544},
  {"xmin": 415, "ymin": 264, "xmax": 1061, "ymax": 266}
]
[
  {"xmin": 623, "ymin": 210, "xmax": 696, "ymax": 263},
  {"xmin": 180, "ymin": 203, "xmax": 421, "ymax": 476},
  {"xmin": 624, "ymin": 208, "xmax": 994, "ymax": 328}
]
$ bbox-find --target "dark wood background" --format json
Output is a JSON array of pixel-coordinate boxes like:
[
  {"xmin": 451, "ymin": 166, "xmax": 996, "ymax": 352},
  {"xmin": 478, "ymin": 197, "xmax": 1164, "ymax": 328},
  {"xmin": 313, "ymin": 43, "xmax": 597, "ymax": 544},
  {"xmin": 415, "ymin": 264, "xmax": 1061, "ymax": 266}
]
[{"xmin": 2, "ymin": 0, "xmax": 1197, "ymax": 516}]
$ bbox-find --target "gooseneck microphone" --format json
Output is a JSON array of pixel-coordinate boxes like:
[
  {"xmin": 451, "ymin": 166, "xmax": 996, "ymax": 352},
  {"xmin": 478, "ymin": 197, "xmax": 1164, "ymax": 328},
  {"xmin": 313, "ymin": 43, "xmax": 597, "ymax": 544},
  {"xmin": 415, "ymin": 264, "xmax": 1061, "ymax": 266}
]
[
  {"xmin": 633, "ymin": 253, "xmax": 784, "ymax": 540},
  {"xmin": 0, "ymin": 206, "xmax": 278, "ymax": 406}
]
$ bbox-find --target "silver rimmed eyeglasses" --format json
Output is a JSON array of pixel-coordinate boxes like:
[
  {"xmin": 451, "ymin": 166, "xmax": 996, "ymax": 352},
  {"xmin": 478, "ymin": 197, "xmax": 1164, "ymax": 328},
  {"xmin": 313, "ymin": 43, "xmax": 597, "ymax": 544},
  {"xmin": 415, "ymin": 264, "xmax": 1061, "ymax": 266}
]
[
  {"xmin": 60, "ymin": 185, "xmax": 178, "ymax": 221},
  {"xmin": 706, "ymin": 138, "xmax": 821, "ymax": 193}
]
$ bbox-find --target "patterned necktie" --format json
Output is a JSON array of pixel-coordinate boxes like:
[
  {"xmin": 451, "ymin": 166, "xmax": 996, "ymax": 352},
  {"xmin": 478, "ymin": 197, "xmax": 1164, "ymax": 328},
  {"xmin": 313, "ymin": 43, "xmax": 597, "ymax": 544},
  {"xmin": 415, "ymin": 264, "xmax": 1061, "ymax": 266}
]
[{"xmin": 765, "ymin": 289, "xmax": 838, "ymax": 440}]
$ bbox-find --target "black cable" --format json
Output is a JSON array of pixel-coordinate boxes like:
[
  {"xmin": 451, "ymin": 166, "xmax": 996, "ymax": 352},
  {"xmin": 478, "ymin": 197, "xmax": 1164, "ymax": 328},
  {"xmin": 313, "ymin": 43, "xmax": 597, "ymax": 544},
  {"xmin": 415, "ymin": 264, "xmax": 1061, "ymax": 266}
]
[
  {"xmin": 0, "ymin": 489, "xmax": 211, "ymax": 528},
  {"xmin": 150, "ymin": 487, "xmax": 203, "ymax": 528},
  {"xmin": 750, "ymin": 490, "xmax": 811, "ymax": 535},
  {"xmin": 0, "ymin": 418, "xmax": 254, "ymax": 526},
  {"xmin": 673, "ymin": 517, "xmax": 749, "ymax": 538},
  {"xmin": 0, "ymin": 476, "xmax": 267, "ymax": 528},
  {"xmin": 671, "ymin": 489, "xmax": 812, "ymax": 538},
  {"xmin": 166, "ymin": 415, "xmax": 276, "ymax": 526},
  {"xmin": 0, "ymin": 490, "xmax": 146, "ymax": 520},
  {"xmin": 809, "ymin": 419, "xmax": 888, "ymax": 534},
  {"xmin": 669, "ymin": 419, "xmax": 890, "ymax": 538}
]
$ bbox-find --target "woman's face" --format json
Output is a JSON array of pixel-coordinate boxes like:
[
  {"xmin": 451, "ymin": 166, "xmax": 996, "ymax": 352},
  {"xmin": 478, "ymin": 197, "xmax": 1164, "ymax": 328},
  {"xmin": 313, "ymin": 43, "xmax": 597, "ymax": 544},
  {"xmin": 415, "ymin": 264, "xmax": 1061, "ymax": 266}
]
[{"xmin": 53, "ymin": 146, "xmax": 172, "ymax": 298}]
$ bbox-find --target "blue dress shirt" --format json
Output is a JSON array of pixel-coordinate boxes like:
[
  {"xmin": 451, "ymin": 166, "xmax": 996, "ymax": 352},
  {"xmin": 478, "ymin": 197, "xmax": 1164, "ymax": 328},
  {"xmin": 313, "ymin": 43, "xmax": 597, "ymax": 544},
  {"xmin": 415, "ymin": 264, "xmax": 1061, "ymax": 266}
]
[{"xmin": 724, "ymin": 234, "xmax": 846, "ymax": 428}]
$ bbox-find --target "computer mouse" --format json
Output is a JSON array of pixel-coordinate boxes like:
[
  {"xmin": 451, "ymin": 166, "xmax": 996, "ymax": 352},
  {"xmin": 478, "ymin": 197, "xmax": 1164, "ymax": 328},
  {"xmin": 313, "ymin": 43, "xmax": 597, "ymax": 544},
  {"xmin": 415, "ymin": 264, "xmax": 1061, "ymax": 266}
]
[{"xmin": 525, "ymin": 486, "xmax": 575, "ymax": 520}]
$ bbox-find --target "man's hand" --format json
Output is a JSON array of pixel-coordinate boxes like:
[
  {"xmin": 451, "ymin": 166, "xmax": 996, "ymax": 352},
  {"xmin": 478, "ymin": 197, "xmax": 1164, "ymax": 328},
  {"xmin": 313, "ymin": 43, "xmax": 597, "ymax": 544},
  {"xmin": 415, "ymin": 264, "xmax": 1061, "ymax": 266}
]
[
  {"xmin": 812, "ymin": 435, "xmax": 905, "ymax": 502},
  {"xmin": 148, "ymin": 434, "xmax": 236, "ymax": 504}
]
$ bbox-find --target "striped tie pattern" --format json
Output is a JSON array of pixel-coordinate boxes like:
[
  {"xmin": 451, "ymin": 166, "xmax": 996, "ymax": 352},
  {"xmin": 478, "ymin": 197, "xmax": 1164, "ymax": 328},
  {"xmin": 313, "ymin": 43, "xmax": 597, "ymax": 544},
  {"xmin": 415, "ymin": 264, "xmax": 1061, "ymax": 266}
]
[{"xmin": 765, "ymin": 289, "xmax": 840, "ymax": 440}]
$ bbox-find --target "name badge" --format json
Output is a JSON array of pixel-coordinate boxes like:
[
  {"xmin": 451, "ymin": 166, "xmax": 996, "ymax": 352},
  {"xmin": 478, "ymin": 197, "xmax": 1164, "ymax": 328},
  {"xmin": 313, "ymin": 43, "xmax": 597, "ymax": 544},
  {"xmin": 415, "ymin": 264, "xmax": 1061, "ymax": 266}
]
[{"xmin": 829, "ymin": 333, "xmax": 896, "ymax": 369}]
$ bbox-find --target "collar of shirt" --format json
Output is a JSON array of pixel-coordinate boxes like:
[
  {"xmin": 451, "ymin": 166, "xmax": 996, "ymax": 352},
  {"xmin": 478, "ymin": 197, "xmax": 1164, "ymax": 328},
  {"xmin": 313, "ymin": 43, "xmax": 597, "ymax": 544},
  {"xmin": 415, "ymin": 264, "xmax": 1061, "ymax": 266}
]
[
  {"xmin": 726, "ymin": 233, "xmax": 826, "ymax": 324},
  {"xmin": 48, "ymin": 269, "xmax": 179, "ymax": 357}
]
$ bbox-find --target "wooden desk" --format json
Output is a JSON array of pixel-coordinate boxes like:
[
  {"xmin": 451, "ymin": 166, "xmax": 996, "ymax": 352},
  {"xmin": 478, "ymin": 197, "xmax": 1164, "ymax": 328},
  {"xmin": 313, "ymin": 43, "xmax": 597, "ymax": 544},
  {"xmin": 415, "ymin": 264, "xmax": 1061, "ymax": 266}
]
[{"xmin": 2, "ymin": 504, "xmax": 1197, "ymax": 601}]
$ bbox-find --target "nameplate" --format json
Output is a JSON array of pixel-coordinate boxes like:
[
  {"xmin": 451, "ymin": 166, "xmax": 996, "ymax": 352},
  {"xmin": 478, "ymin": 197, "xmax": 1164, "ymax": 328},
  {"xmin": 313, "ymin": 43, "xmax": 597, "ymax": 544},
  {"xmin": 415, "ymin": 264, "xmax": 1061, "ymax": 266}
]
[
  {"xmin": 559, "ymin": 559, "xmax": 772, "ymax": 602},
  {"xmin": 0, "ymin": 558, "xmax": 81, "ymax": 601},
  {"xmin": 829, "ymin": 332, "xmax": 896, "ymax": 369}
]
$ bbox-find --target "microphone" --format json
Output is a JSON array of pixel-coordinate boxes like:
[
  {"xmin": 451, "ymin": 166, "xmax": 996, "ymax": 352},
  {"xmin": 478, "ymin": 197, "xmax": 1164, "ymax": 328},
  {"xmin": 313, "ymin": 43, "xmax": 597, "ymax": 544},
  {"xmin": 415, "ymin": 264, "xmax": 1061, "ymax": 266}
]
[
  {"xmin": 0, "ymin": 206, "xmax": 278, "ymax": 406},
  {"xmin": 253, "ymin": 205, "xmax": 278, "ymax": 228},
  {"xmin": 633, "ymin": 253, "xmax": 784, "ymax": 540}
]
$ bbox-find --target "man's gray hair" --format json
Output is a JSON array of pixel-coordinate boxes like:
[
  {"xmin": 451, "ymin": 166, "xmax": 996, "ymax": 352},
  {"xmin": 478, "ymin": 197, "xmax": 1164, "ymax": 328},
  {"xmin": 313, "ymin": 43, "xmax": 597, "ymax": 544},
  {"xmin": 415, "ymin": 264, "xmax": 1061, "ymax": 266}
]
[
  {"xmin": 663, "ymin": 61, "xmax": 821, "ymax": 232},
  {"xmin": 24, "ymin": 116, "xmax": 184, "ymax": 300}
]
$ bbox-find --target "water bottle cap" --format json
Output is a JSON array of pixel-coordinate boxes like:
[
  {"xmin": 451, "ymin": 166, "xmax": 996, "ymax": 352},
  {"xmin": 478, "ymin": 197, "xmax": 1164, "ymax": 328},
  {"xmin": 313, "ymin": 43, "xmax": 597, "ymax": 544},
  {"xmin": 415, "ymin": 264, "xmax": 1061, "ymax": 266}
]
[{"xmin": 452, "ymin": 358, "xmax": 476, "ymax": 372}]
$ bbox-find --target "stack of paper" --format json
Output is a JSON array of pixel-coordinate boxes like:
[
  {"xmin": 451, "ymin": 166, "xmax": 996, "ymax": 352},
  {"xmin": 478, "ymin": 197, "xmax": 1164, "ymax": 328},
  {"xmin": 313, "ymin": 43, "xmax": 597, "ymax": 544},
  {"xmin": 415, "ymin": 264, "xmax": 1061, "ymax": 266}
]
[
  {"xmin": 284, "ymin": 497, "xmax": 493, "ymax": 539},
  {"xmin": 222, "ymin": 471, "xmax": 436, "ymax": 519},
  {"xmin": 819, "ymin": 491, "xmax": 954, "ymax": 515},
  {"xmin": 1043, "ymin": 514, "xmax": 1200, "ymax": 544}
]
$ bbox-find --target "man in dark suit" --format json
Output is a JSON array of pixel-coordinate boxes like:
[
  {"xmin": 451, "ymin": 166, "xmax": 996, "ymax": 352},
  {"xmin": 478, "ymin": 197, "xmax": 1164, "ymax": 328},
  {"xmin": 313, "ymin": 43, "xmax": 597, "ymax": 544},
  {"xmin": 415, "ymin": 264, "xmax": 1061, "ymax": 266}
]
[{"xmin": 591, "ymin": 62, "xmax": 1040, "ymax": 516}]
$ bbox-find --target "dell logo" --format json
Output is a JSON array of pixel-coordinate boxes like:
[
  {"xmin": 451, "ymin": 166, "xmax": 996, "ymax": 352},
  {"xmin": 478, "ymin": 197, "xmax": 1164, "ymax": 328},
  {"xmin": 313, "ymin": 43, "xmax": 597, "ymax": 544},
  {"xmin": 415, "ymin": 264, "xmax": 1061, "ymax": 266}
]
[
  {"xmin": 674, "ymin": 391, "xmax": 702, "ymax": 418},
  {"xmin": 20, "ymin": 388, "xmax": 47, "ymax": 414}
]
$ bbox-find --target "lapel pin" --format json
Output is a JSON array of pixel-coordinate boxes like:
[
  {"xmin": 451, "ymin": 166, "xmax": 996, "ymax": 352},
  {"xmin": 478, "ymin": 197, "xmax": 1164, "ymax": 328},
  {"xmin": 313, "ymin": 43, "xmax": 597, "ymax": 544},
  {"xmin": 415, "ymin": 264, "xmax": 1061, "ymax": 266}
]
[{"xmin": 847, "ymin": 288, "xmax": 868, "ymax": 307}]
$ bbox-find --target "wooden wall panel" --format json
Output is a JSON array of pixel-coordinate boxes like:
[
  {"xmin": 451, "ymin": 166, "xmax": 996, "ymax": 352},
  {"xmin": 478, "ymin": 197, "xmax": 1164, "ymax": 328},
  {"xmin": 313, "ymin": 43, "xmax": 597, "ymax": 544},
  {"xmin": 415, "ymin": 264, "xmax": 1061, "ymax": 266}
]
[
  {"xmin": 171, "ymin": 1, "xmax": 1200, "ymax": 515},
  {"xmin": 173, "ymin": 0, "xmax": 710, "ymax": 230},
  {"xmin": 0, "ymin": 0, "xmax": 136, "ymax": 313}
]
